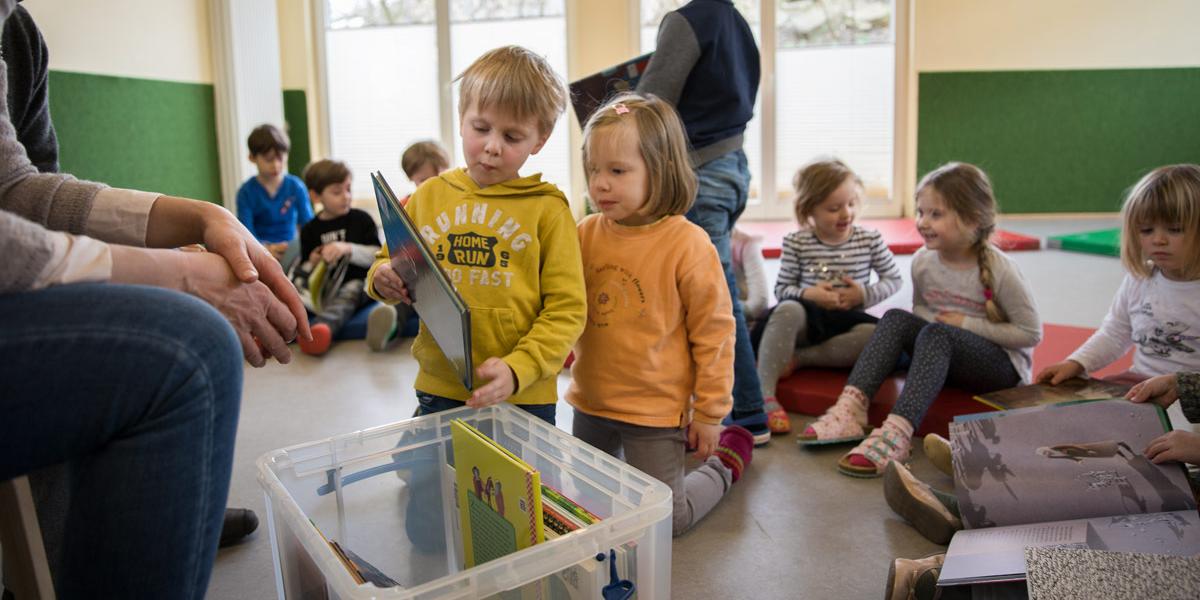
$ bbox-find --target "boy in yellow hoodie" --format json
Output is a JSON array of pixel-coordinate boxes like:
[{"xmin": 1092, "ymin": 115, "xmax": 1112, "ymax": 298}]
[{"xmin": 367, "ymin": 45, "xmax": 586, "ymax": 425}]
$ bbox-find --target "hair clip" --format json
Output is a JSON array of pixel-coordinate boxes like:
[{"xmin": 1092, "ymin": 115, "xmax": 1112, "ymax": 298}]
[
  {"xmin": 983, "ymin": 289, "xmax": 994, "ymax": 301},
  {"xmin": 613, "ymin": 103, "xmax": 630, "ymax": 115}
]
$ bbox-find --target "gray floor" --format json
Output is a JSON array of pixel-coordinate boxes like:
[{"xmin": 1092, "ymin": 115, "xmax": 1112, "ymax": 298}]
[{"xmin": 209, "ymin": 217, "xmax": 1128, "ymax": 599}]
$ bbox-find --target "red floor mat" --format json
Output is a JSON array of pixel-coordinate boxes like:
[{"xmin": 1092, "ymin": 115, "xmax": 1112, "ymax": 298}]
[{"xmin": 740, "ymin": 219, "xmax": 1039, "ymax": 258}]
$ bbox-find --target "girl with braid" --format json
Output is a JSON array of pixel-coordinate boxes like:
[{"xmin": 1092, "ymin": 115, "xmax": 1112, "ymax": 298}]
[{"xmin": 799, "ymin": 162, "xmax": 1042, "ymax": 477}]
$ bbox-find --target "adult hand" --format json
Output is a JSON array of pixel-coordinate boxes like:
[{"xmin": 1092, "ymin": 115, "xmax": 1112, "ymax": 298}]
[
  {"xmin": 935, "ymin": 311, "xmax": 966, "ymax": 327},
  {"xmin": 468, "ymin": 357, "xmax": 516, "ymax": 408},
  {"xmin": 688, "ymin": 421, "xmax": 721, "ymax": 461},
  {"xmin": 1144, "ymin": 431, "xmax": 1200, "ymax": 465},
  {"xmin": 1126, "ymin": 373, "xmax": 1179, "ymax": 408},
  {"xmin": 372, "ymin": 262, "xmax": 412, "ymax": 304},
  {"xmin": 804, "ymin": 281, "xmax": 845, "ymax": 310},
  {"xmin": 198, "ymin": 209, "xmax": 311, "ymax": 342},
  {"xmin": 836, "ymin": 276, "xmax": 865, "ymax": 309},
  {"xmin": 1035, "ymin": 360, "xmax": 1085, "ymax": 385},
  {"xmin": 181, "ymin": 252, "xmax": 299, "ymax": 367}
]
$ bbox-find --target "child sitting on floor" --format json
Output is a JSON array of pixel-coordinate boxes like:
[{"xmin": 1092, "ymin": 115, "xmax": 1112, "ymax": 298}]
[
  {"xmin": 567, "ymin": 93, "xmax": 753, "ymax": 537},
  {"xmin": 801, "ymin": 162, "xmax": 1042, "ymax": 478},
  {"xmin": 756, "ymin": 159, "xmax": 902, "ymax": 434}
]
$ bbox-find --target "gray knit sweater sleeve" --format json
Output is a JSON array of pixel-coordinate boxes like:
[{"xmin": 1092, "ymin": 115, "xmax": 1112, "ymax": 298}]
[
  {"xmin": 636, "ymin": 11, "xmax": 699, "ymax": 106},
  {"xmin": 0, "ymin": 60, "xmax": 106, "ymax": 291}
]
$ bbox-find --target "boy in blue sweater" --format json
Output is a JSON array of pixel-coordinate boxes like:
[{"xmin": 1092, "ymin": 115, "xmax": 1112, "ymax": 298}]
[{"xmin": 235, "ymin": 124, "xmax": 313, "ymax": 260}]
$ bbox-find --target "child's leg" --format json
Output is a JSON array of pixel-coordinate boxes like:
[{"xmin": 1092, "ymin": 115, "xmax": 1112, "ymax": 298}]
[
  {"xmin": 800, "ymin": 311, "xmax": 924, "ymax": 442},
  {"xmin": 756, "ymin": 300, "xmax": 806, "ymax": 434},
  {"xmin": 620, "ymin": 424, "xmax": 729, "ymax": 537},
  {"xmin": 312, "ymin": 279, "xmax": 367, "ymax": 333},
  {"xmin": 571, "ymin": 409, "xmax": 623, "ymax": 457},
  {"xmin": 840, "ymin": 323, "xmax": 1018, "ymax": 476},
  {"xmin": 756, "ymin": 300, "xmax": 808, "ymax": 398},
  {"xmin": 791, "ymin": 323, "xmax": 876, "ymax": 369}
]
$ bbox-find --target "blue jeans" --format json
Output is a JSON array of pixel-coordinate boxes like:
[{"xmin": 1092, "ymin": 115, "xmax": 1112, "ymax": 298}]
[
  {"xmin": 0, "ymin": 283, "xmax": 242, "ymax": 599},
  {"xmin": 688, "ymin": 150, "xmax": 764, "ymax": 417},
  {"xmin": 415, "ymin": 392, "xmax": 557, "ymax": 426}
]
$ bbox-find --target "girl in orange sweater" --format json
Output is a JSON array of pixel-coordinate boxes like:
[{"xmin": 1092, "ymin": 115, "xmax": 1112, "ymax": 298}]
[{"xmin": 566, "ymin": 93, "xmax": 754, "ymax": 536}]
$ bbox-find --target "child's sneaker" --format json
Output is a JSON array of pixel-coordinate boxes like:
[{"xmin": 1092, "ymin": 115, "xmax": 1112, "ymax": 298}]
[
  {"xmin": 723, "ymin": 411, "xmax": 771, "ymax": 447},
  {"xmin": 299, "ymin": 323, "xmax": 332, "ymax": 356},
  {"xmin": 923, "ymin": 433, "xmax": 953, "ymax": 477},
  {"xmin": 883, "ymin": 461, "xmax": 961, "ymax": 544},
  {"xmin": 764, "ymin": 396, "xmax": 791, "ymax": 435},
  {"xmin": 838, "ymin": 414, "xmax": 914, "ymax": 477},
  {"xmin": 366, "ymin": 304, "xmax": 397, "ymax": 351},
  {"xmin": 714, "ymin": 425, "xmax": 754, "ymax": 483}
]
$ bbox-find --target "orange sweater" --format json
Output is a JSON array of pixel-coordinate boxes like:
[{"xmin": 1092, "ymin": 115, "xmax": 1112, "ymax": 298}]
[{"xmin": 566, "ymin": 215, "xmax": 735, "ymax": 428}]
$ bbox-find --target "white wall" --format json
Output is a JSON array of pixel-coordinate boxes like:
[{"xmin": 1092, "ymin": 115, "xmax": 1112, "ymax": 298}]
[
  {"xmin": 915, "ymin": 0, "xmax": 1200, "ymax": 72},
  {"xmin": 23, "ymin": 0, "xmax": 213, "ymax": 83}
]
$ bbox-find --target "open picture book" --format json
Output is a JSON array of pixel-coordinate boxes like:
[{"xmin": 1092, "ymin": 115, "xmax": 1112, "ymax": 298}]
[
  {"xmin": 973, "ymin": 377, "xmax": 1132, "ymax": 412},
  {"xmin": 940, "ymin": 399, "xmax": 1200, "ymax": 587},
  {"xmin": 568, "ymin": 52, "xmax": 653, "ymax": 127}
]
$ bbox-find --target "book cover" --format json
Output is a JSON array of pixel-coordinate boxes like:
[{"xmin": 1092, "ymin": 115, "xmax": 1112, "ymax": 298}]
[
  {"xmin": 940, "ymin": 399, "xmax": 1200, "ymax": 586},
  {"xmin": 372, "ymin": 171, "xmax": 474, "ymax": 389},
  {"xmin": 973, "ymin": 377, "xmax": 1131, "ymax": 411},
  {"xmin": 450, "ymin": 419, "xmax": 543, "ymax": 567},
  {"xmin": 568, "ymin": 52, "xmax": 653, "ymax": 127}
]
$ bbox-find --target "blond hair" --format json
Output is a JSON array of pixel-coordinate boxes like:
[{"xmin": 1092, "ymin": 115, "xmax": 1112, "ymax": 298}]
[
  {"xmin": 792, "ymin": 159, "xmax": 861, "ymax": 225},
  {"xmin": 916, "ymin": 162, "xmax": 1006, "ymax": 323},
  {"xmin": 401, "ymin": 140, "xmax": 450, "ymax": 178},
  {"xmin": 456, "ymin": 45, "xmax": 566, "ymax": 136},
  {"xmin": 1120, "ymin": 164, "xmax": 1200, "ymax": 279},
  {"xmin": 582, "ymin": 92, "xmax": 697, "ymax": 219}
]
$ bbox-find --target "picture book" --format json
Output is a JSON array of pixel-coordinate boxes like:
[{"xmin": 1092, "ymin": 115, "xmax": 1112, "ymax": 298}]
[
  {"xmin": 939, "ymin": 399, "xmax": 1200, "ymax": 587},
  {"xmin": 450, "ymin": 419, "xmax": 543, "ymax": 567},
  {"xmin": 568, "ymin": 52, "xmax": 653, "ymax": 127},
  {"xmin": 372, "ymin": 171, "xmax": 473, "ymax": 390},
  {"xmin": 289, "ymin": 255, "xmax": 350, "ymax": 315},
  {"xmin": 973, "ymin": 377, "xmax": 1131, "ymax": 411}
]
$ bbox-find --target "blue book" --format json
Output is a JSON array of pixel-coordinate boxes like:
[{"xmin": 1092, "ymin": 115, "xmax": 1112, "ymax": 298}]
[{"xmin": 568, "ymin": 52, "xmax": 653, "ymax": 127}]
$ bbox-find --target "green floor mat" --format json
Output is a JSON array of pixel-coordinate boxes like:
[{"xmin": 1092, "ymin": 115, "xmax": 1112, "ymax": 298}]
[{"xmin": 1047, "ymin": 228, "xmax": 1121, "ymax": 257}]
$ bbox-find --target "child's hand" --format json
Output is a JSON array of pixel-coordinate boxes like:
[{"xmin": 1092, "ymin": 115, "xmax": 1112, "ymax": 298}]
[
  {"xmin": 1036, "ymin": 360, "xmax": 1085, "ymax": 385},
  {"xmin": 371, "ymin": 262, "xmax": 412, "ymax": 304},
  {"xmin": 836, "ymin": 276, "xmax": 865, "ymax": 309},
  {"xmin": 468, "ymin": 357, "xmax": 517, "ymax": 408},
  {"xmin": 1144, "ymin": 430, "xmax": 1200, "ymax": 464},
  {"xmin": 308, "ymin": 248, "xmax": 323, "ymax": 264},
  {"xmin": 935, "ymin": 311, "xmax": 966, "ymax": 327},
  {"xmin": 804, "ymin": 282, "xmax": 845, "ymax": 310},
  {"xmin": 688, "ymin": 421, "xmax": 722, "ymax": 461},
  {"xmin": 267, "ymin": 242, "xmax": 289, "ymax": 261},
  {"xmin": 318, "ymin": 242, "xmax": 351, "ymax": 263},
  {"xmin": 1127, "ymin": 373, "xmax": 1179, "ymax": 408}
]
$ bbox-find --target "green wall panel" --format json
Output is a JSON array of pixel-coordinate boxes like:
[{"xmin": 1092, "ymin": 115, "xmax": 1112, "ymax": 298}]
[
  {"xmin": 918, "ymin": 68, "xmax": 1200, "ymax": 213},
  {"xmin": 47, "ymin": 71, "xmax": 222, "ymax": 203},
  {"xmin": 283, "ymin": 89, "xmax": 310, "ymax": 177}
]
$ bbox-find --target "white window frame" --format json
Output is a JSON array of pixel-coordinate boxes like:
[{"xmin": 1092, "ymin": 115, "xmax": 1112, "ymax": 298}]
[{"xmin": 639, "ymin": 0, "xmax": 911, "ymax": 221}]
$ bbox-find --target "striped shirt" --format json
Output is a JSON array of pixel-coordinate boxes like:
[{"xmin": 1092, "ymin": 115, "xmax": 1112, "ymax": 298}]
[{"xmin": 775, "ymin": 225, "xmax": 902, "ymax": 309}]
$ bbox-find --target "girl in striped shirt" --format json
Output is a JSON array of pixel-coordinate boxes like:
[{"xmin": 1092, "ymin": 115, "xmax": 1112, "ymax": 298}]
[{"xmin": 758, "ymin": 159, "xmax": 902, "ymax": 434}]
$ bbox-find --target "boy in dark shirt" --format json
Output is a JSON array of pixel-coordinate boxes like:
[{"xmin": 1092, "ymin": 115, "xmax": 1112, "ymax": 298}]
[{"xmin": 296, "ymin": 159, "xmax": 381, "ymax": 355}]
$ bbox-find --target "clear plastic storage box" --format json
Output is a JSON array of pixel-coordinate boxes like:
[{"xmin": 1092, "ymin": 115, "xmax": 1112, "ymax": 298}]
[{"xmin": 257, "ymin": 403, "xmax": 673, "ymax": 599}]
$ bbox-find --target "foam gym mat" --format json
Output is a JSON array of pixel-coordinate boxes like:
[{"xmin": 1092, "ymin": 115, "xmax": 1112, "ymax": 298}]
[
  {"xmin": 1047, "ymin": 228, "xmax": 1121, "ymax": 257},
  {"xmin": 740, "ymin": 219, "xmax": 1040, "ymax": 259},
  {"xmin": 774, "ymin": 323, "xmax": 1134, "ymax": 437}
]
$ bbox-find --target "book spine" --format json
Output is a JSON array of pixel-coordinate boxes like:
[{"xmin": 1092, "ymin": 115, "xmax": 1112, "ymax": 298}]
[{"xmin": 525, "ymin": 473, "xmax": 538, "ymax": 547}]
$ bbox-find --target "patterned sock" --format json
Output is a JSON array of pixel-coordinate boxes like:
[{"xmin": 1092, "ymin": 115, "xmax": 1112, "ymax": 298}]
[{"xmin": 715, "ymin": 425, "xmax": 754, "ymax": 483}]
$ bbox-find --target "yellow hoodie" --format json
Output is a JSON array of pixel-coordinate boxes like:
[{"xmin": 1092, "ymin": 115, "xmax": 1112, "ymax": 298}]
[{"xmin": 367, "ymin": 168, "xmax": 586, "ymax": 405}]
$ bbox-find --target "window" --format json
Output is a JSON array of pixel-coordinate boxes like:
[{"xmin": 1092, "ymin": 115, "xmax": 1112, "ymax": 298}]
[
  {"xmin": 321, "ymin": 1, "xmax": 569, "ymax": 199},
  {"xmin": 640, "ymin": 0, "xmax": 896, "ymax": 219}
]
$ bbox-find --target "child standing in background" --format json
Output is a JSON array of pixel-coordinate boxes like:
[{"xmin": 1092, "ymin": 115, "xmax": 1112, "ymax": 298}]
[
  {"xmin": 366, "ymin": 139, "xmax": 453, "ymax": 351},
  {"xmin": 568, "ymin": 93, "xmax": 753, "ymax": 537},
  {"xmin": 366, "ymin": 45, "xmax": 586, "ymax": 425},
  {"xmin": 756, "ymin": 160, "xmax": 902, "ymax": 434},
  {"xmin": 803, "ymin": 162, "xmax": 1042, "ymax": 477},
  {"xmin": 236, "ymin": 124, "xmax": 313, "ymax": 260},
  {"xmin": 1038, "ymin": 164, "xmax": 1200, "ymax": 407},
  {"xmin": 295, "ymin": 159, "xmax": 381, "ymax": 356}
]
